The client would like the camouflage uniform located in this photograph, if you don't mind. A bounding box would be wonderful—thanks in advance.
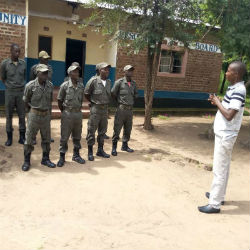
[23,78,53,156]
[0,58,26,135]
[112,76,138,143]
[57,78,84,154]
[85,76,111,146]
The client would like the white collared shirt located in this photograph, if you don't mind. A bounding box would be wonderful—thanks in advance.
[101,80,106,87]
[214,81,246,139]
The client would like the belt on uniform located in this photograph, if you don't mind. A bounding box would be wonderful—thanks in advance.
[119,104,133,110]
[64,107,81,112]
[30,108,49,116]
[92,104,108,109]
[6,88,24,92]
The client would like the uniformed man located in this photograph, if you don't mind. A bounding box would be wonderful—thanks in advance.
[29,51,53,81]
[0,44,26,146]
[57,65,85,167]
[89,62,110,140]
[22,64,56,171]
[111,65,138,156]
[84,62,111,161]
[29,50,54,144]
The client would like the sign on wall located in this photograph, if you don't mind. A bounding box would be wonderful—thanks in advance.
[120,31,221,54]
[0,12,27,26]
[190,42,221,53]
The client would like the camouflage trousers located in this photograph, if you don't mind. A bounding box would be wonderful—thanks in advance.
[24,112,51,155]
[5,89,26,132]
[112,107,133,143]
[86,105,108,146]
[59,110,82,153]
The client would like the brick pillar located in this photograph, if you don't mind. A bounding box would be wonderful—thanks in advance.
[0,0,27,65]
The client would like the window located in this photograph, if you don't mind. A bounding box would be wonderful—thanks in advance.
[38,35,52,58]
[158,44,188,78]
[159,50,183,73]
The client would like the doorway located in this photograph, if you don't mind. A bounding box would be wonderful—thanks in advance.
[65,38,86,78]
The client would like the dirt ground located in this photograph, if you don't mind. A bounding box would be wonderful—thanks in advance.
[0,115,249,250]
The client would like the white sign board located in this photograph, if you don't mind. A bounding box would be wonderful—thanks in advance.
[0,12,27,26]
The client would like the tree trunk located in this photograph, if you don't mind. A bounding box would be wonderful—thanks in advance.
[143,42,162,130]
[220,72,226,94]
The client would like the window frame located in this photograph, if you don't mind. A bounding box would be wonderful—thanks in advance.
[157,44,188,78]
[38,35,53,59]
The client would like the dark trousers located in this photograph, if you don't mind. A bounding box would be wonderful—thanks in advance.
[5,89,26,133]
[112,107,133,143]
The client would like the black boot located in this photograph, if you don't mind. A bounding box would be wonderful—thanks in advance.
[111,141,117,156]
[96,144,110,158]
[18,131,25,144]
[5,131,13,146]
[88,145,94,161]
[22,153,31,171]
[41,152,56,168]
[57,152,65,167]
[72,148,85,164]
[121,142,134,153]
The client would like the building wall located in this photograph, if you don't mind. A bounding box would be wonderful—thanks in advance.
[27,15,117,86]
[27,0,117,86]
[116,43,223,108]
[0,0,27,91]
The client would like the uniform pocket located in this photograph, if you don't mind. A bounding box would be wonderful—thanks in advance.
[120,90,128,95]
[93,89,102,95]
[18,67,25,76]
[45,90,52,101]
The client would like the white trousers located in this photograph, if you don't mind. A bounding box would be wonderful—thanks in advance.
[209,135,237,209]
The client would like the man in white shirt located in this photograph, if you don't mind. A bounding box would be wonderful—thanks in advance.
[198,61,247,214]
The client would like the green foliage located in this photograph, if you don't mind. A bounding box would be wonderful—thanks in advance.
[82,0,204,54]
[201,0,250,64]
[243,110,249,116]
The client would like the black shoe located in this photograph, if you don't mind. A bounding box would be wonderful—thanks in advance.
[96,144,110,158]
[18,131,25,145]
[5,132,13,146]
[41,153,56,168]
[104,134,109,139]
[198,204,220,214]
[121,142,134,153]
[88,145,94,161]
[57,152,65,167]
[111,141,117,156]
[72,148,85,164]
[32,139,37,145]
[22,153,31,171]
[51,138,54,143]
[206,192,225,205]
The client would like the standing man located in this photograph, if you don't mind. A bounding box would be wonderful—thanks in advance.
[89,62,110,140]
[29,51,53,81]
[111,65,138,156]
[57,65,85,167]
[29,50,54,143]
[0,44,26,146]
[22,64,56,171]
[198,61,247,213]
[84,62,111,161]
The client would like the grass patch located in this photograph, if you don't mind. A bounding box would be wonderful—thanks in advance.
[158,114,170,120]
[245,96,250,109]
[244,110,250,116]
